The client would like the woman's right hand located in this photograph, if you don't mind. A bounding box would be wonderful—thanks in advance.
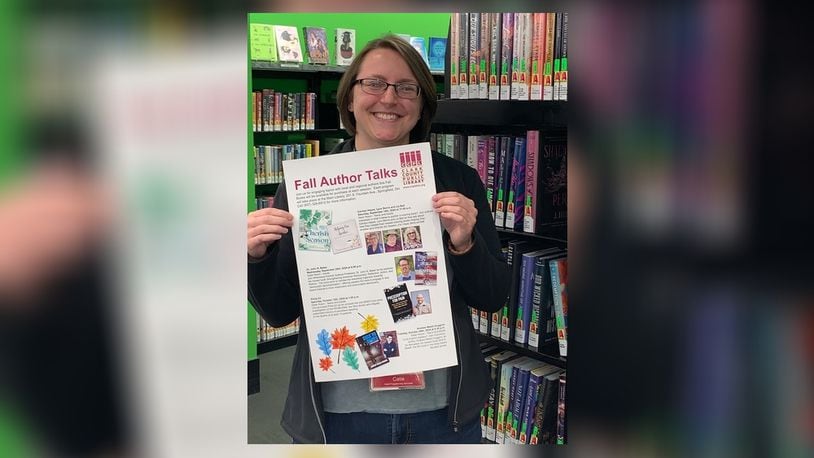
[247,208,294,259]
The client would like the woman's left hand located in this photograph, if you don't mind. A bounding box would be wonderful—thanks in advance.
[432,191,477,252]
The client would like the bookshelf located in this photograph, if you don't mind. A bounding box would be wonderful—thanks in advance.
[431,12,569,445]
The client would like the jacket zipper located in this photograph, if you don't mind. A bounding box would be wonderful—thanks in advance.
[452,314,463,432]
[308,357,327,443]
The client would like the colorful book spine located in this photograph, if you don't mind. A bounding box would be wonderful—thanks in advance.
[478,12,490,99]
[514,250,541,346]
[496,357,521,443]
[502,240,529,342]
[549,257,568,357]
[499,13,514,100]
[486,136,497,214]
[486,351,518,441]
[488,12,502,100]
[506,136,527,231]
[520,367,544,444]
[468,13,481,99]
[494,136,512,228]
[450,13,459,99]
[530,13,545,100]
[558,12,568,101]
[458,13,470,99]
[510,12,521,100]
[543,12,556,100]
[523,130,540,233]
[553,12,563,101]
[517,13,532,100]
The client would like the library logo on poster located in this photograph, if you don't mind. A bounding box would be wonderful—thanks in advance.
[399,149,424,186]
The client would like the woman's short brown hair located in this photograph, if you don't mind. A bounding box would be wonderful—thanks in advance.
[336,34,437,144]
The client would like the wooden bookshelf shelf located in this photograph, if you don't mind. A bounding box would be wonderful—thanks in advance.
[433,99,567,129]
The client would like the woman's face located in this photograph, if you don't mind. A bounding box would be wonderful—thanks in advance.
[406,229,417,239]
[386,234,398,246]
[350,48,422,150]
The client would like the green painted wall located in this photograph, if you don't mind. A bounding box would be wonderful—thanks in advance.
[247,13,451,361]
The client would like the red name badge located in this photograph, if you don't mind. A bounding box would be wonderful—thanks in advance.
[369,372,426,391]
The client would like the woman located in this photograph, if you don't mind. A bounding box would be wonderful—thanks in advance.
[402,226,422,249]
[383,229,403,252]
[247,34,510,444]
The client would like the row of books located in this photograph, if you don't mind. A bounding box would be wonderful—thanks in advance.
[479,343,567,444]
[449,12,568,101]
[472,241,568,357]
[257,316,300,343]
[250,24,357,66]
[251,90,317,132]
[430,131,567,233]
[253,141,321,185]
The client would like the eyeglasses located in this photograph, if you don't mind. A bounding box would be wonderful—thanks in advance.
[354,78,421,99]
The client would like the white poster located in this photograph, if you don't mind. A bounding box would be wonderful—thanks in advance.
[283,142,458,382]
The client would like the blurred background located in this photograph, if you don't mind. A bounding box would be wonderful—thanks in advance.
[0,1,812,457]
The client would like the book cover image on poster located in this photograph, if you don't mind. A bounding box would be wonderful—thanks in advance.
[335,28,356,66]
[414,251,438,285]
[356,330,390,370]
[298,209,331,251]
[328,219,362,254]
[428,37,447,72]
[384,283,414,323]
[273,25,303,62]
[303,26,329,64]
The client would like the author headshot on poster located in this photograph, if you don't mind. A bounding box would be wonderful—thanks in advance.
[412,291,432,315]
[401,225,422,249]
[381,331,400,358]
[396,256,414,281]
[365,231,384,254]
[384,229,402,252]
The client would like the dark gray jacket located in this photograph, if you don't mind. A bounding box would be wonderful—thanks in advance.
[248,139,510,443]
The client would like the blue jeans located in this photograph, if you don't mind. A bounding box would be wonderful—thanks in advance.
[295,408,482,444]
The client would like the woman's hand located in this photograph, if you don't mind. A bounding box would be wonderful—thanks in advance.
[247,208,293,259]
[432,191,477,253]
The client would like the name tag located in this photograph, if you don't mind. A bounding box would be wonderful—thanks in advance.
[369,372,426,391]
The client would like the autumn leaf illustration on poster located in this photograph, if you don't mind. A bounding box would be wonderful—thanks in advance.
[282,142,457,382]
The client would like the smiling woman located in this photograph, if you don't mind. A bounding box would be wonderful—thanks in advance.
[248,33,511,444]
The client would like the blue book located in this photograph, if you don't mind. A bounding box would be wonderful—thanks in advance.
[428,36,447,71]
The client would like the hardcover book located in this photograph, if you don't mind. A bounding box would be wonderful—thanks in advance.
[273,25,303,62]
[525,134,567,231]
[297,209,331,251]
[335,28,356,66]
[303,26,329,65]
[556,372,567,444]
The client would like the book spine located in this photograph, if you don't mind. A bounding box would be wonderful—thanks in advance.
[479,309,490,335]
[496,136,513,228]
[510,13,521,100]
[556,373,567,444]
[458,13,469,99]
[519,13,532,100]
[495,360,514,443]
[530,13,545,100]
[540,372,561,444]
[514,252,537,345]
[559,12,569,101]
[489,136,500,220]
[550,258,568,357]
[501,240,524,342]
[509,366,531,443]
[471,306,480,331]
[527,255,546,349]
[499,13,514,100]
[523,130,540,233]
[504,363,520,442]
[553,12,563,101]
[488,13,501,100]
[468,13,480,99]
[486,136,497,214]
[507,137,527,231]
[479,12,490,99]
[520,371,542,444]
[449,14,459,98]
[543,13,556,100]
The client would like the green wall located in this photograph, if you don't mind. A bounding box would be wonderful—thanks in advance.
[246,13,451,361]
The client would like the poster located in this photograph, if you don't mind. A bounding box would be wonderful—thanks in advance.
[283,142,458,382]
